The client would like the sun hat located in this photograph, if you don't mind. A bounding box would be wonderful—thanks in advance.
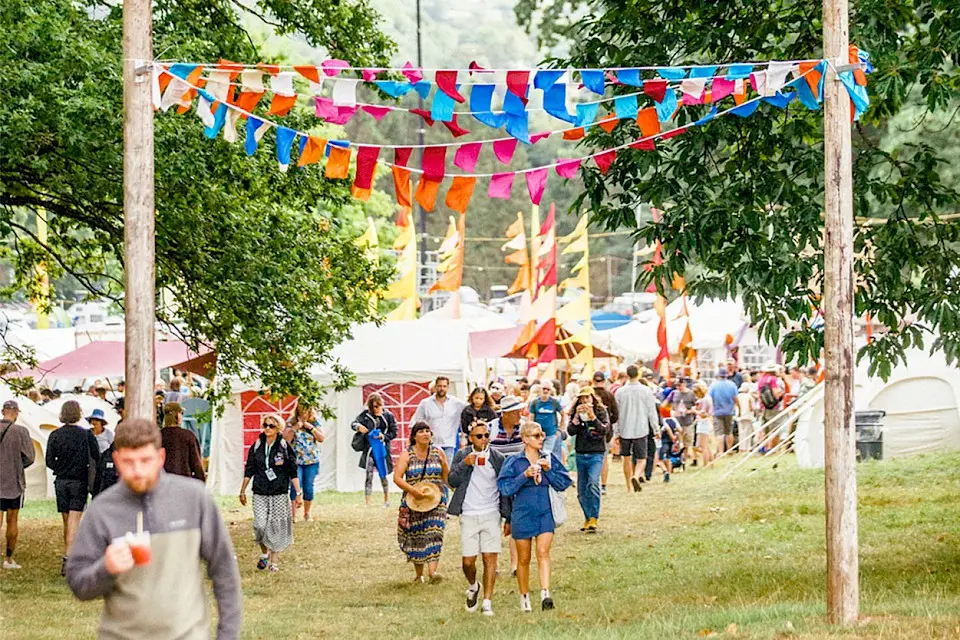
[85,408,107,423]
[576,386,597,398]
[406,482,442,513]
[489,382,505,394]
[763,362,779,373]
[498,395,523,413]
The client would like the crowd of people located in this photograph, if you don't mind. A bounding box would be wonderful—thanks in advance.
[0,358,822,635]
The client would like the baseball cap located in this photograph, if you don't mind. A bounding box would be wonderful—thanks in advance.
[3,400,19,411]
[592,371,606,382]
[717,369,729,378]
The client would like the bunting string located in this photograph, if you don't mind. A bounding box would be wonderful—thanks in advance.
[159,63,825,179]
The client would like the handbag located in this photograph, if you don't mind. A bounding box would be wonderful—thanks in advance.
[549,486,567,527]
[351,430,366,452]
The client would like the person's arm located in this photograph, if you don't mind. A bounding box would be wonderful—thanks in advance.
[384,413,398,443]
[65,510,116,600]
[607,393,620,425]
[243,443,256,480]
[189,433,206,482]
[460,408,475,434]
[410,401,426,426]
[87,431,101,465]
[309,422,326,444]
[351,412,368,434]
[392,450,420,497]
[543,455,573,492]
[448,449,474,489]
[20,429,35,468]
[45,432,57,472]
[497,458,533,498]
[645,392,659,433]
[198,492,242,639]
[566,414,584,437]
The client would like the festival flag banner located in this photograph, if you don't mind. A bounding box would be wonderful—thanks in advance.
[445,176,476,214]
[488,172,515,199]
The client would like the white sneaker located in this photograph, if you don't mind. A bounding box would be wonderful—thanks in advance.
[3,558,22,569]
[520,593,532,613]
[481,600,494,617]
[465,583,480,612]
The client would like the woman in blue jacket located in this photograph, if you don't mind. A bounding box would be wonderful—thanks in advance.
[497,421,572,613]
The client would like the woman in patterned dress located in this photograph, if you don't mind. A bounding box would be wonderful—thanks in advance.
[393,421,449,583]
[239,415,302,573]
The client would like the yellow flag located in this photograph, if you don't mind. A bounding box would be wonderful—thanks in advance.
[561,234,588,255]
[560,213,588,243]
[557,292,591,324]
[386,296,417,322]
[393,224,413,250]
[560,267,590,292]
[505,212,525,238]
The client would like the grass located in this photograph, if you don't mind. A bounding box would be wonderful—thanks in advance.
[1,452,959,639]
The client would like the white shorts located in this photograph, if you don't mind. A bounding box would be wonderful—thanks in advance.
[460,511,502,557]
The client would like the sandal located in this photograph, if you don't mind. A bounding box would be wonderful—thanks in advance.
[268,563,280,573]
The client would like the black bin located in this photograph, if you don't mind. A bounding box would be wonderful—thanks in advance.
[855,410,885,461]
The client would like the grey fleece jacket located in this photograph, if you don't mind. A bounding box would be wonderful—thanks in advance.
[66,471,241,640]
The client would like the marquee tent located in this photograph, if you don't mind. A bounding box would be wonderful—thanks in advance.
[794,348,960,467]
[0,384,58,499]
[13,340,213,382]
[209,319,479,495]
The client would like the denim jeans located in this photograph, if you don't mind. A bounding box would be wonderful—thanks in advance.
[575,453,604,520]
[290,462,320,501]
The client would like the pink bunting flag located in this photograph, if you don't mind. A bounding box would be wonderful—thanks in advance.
[488,172,515,199]
[314,97,337,119]
[492,138,519,164]
[525,168,548,205]
[530,131,552,145]
[629,139,656,151]
[326,106,358,125]
[361,68,383,82]
[422,147,447,182]
[662,126,689,139]
[361,105,392,121]
[468,61,490,74]
[321,59,349,77]
[593,150,617,175]
[454,142,482,172]
[712,78,736,101]
[435,70,466,103]
[402,62,423,84]
[506,70,530,104]
[555,158,582,179]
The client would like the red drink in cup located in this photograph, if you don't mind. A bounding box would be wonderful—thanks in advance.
[477,455,486,466]
[126,532,152,566]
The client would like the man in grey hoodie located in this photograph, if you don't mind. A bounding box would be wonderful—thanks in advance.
[66,418,241,639]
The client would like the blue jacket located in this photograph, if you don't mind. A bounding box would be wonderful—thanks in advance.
[497,452,571,539]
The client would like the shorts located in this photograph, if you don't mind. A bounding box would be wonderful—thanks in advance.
[695,419,713,436]
[619,436,648,462]
[0,495,24,511]
[55,479,88,513]
[716,415,734,436]
[460,511,502,557]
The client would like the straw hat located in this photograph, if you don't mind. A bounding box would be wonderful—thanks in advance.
[576,386,597,398]
[407,482,441,512]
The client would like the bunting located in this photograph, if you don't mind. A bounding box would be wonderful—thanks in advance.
[384,208,418,322]
[557,213,594,375]
[502,211,531,295]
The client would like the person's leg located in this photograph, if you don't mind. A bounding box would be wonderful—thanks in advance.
[414,562,425,581]
[380,474,390,506]
[600,452,609,491]
[427,560,439,579]
[268,550,280,568]
[291,466,303,520]
[480,552,498,601]
[515,538,532,595]
[576,455,590,525]
[621,442,634,491]
[584,454,603,522]
[535,532,554,594]
[259,543,268,554]
[301,463,319,520]
[61,513,70,553]
[65,511,83,555]
[644,435,656,481]
[542,435,557,459]
[5,509,19,560]
[364,457,374,506]
[509,536,518,573]
[462,555,478,586]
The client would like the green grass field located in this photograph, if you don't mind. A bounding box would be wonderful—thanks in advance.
[1,452,958,639]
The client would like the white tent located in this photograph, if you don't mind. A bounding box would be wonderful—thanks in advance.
[795,348,960,467]
[0,384,59,499]
[594,297,775,365]
[210,319,479,496]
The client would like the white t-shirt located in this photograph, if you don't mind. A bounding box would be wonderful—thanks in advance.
[461,448,499,516]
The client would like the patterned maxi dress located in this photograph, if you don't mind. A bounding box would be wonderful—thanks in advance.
[397,446,448,564]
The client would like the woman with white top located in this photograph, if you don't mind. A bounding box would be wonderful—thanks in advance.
[734,382,757,451]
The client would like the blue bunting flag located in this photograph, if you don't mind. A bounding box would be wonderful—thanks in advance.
[534,69,565,93]
[614,95,639,120]
[275,126,297,169]
[725,64,754,80]
[616,69,643,87]
[543,84,576,124]
[580,70,606,96]
[245,117,265,156]
[655,89,679,122]
[470,84,506,128]
[656,67,687,81]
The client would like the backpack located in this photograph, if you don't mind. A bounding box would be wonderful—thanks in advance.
[759,382,780,410]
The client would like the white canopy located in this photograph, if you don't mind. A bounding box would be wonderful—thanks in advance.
[0,384,58,499]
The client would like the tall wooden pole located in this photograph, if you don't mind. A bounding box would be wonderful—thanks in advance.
[822,0,859,625]
[122,0,156,422]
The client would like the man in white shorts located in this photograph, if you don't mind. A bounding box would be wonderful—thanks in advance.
[448,420,508,616]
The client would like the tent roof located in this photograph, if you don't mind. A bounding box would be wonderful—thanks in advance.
[14,340,211,381]
[313,320,473,385]
[469,324,616,360]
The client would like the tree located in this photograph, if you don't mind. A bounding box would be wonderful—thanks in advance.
[516,0,960,376]
[0,0,397,408]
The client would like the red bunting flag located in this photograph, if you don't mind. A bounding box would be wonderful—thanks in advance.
[506,70,530,104]
[353,146,380,190]
[422,147,447,182]
[435,70,466,103]
[643,79,668,103]
[593,150,616,174]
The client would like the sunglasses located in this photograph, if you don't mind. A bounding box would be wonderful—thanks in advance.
[263,423,279,429]
[528,432,546,440]
[471,433,490,439]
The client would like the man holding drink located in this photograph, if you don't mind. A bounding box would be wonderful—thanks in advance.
[66,418,241,639]
[448,420,509,617]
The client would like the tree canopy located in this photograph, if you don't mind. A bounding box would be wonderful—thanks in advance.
[0,0,397,407]
[517,0,960,377]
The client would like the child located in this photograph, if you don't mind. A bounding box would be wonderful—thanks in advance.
[658,419,678,482]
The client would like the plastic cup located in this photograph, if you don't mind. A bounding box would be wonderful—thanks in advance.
[126,531,152,566]
[477,455,486,466]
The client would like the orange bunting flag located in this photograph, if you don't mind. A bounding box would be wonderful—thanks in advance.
[445,177,476,215]
[325,146,351,179]
[268,94,298,116]
[733,79,747,105]
[393,167,412,208]
[798,61,823,100]
[563,128,585,141]
[294,65,321,84]
[234,91,265,115]
[415,178,441,212]
[636,107,661,138]
[598,117,619,133]
[297,136,326,168]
